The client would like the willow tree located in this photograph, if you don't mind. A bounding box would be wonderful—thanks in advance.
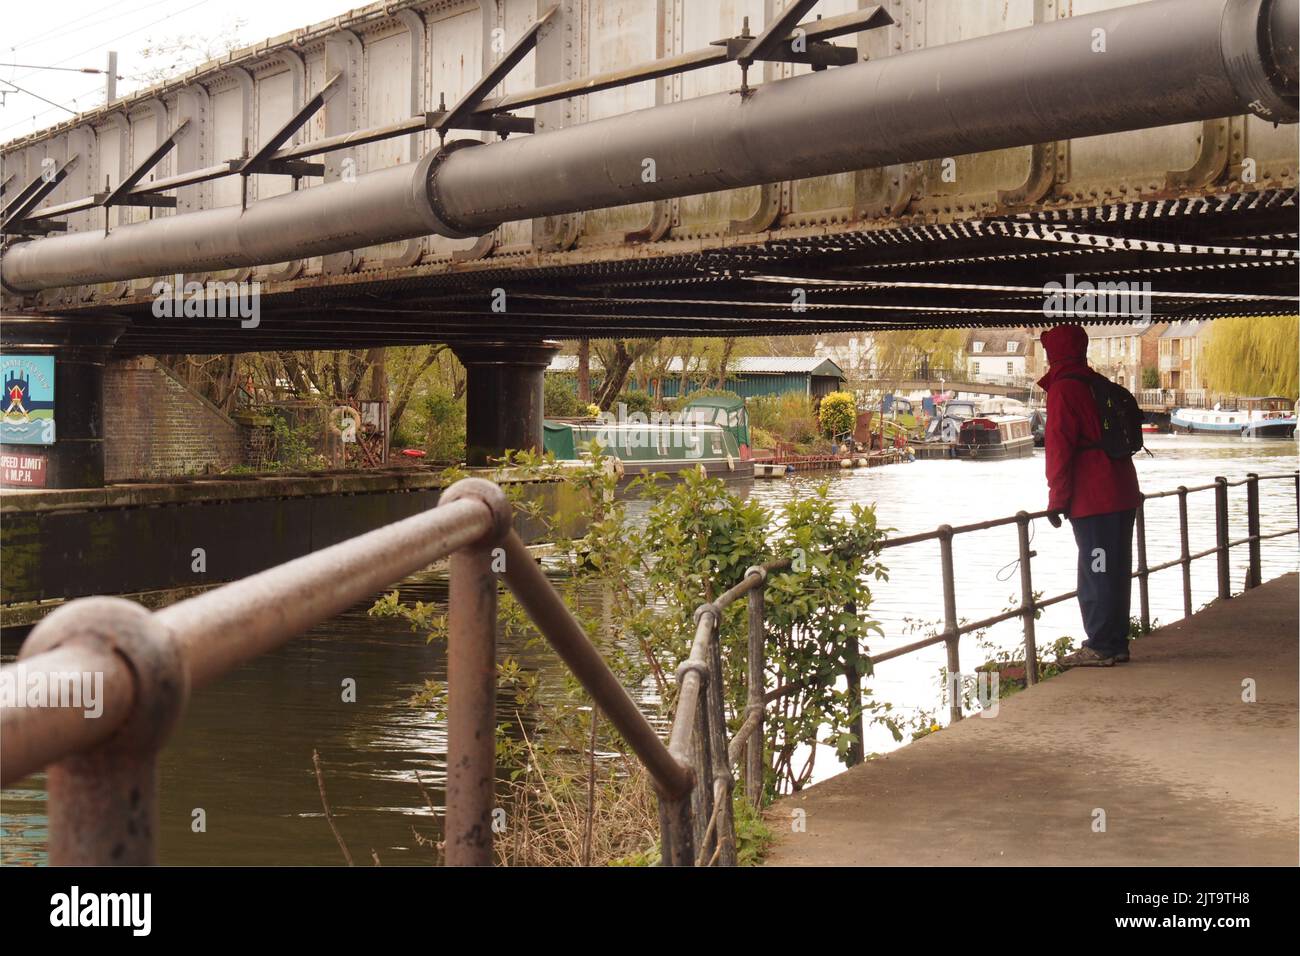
[1200,316,1299,400]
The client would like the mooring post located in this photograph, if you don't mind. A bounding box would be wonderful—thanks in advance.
[1214,476,1231,601]
[744,568,766,807]
[938,525,962,724]
[1015,513,1039,686]
[1178,486,1193,618]
[1246,473,1261,589]
[1135,498,1151,632]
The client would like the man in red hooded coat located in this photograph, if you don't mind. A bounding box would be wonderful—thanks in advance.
[1038,324,1141,666]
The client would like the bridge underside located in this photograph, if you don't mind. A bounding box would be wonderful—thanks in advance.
[30,187,1300,354]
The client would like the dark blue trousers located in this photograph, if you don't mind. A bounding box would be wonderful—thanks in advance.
[1070,509,1136,658]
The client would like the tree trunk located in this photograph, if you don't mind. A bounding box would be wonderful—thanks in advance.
[577,338,591,403]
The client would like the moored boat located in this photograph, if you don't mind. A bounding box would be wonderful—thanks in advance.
[953,414,1036,460]
[542,417,753,481]
[1170,397,1296,438]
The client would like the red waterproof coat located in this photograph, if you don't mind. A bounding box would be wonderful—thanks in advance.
[1038,325,1141,519]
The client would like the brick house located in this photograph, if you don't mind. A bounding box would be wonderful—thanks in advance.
[1158,321,1211,390]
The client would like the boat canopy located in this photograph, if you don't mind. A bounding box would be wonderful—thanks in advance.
[543,419,741,462]
[681,395,751,449]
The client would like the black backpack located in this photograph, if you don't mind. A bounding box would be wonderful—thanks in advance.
[1061,373,1144,458]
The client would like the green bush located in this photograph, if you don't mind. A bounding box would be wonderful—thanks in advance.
[773,392,818,443]
[420,387,466,461]
[613,390,655,416]
[751,426,777,451]
[1142,367,1159,389]
[544,375,587,417]
[819,391,857,439]
[746,395,780,431]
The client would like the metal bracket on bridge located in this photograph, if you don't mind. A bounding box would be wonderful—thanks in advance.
[431,4,558,141]
[92,120,192,234]
[0,154,79,236]
[730,1,890,94]
[236,72,344,206]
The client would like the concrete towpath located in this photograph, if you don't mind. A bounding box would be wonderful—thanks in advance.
[764,573,1298,866]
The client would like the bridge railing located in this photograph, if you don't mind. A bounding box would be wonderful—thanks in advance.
[1,471,1296,866]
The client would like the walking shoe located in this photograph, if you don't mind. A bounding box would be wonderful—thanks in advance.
[1113,649,1131,664]
[1058,646,1117,668]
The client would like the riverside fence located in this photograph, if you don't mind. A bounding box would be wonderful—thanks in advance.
[1,472,1295,866]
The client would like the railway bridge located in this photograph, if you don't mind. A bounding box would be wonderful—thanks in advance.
[1,0,1297,487]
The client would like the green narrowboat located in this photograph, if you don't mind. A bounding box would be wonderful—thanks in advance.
[678,395,752,455]
[542,418,753,482]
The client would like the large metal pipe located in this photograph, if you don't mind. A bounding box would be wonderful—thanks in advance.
[3,0,1295,293]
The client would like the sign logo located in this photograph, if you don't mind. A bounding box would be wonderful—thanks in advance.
[0,354,55,445]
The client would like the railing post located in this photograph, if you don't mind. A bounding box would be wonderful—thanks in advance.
[19,598,187,865]
[442,479,511,867]
[687,607,716,862]
[1246,473,1261,589]
[1135,497,1151,633]
[843,599,866,765]
[938,525,962,724]
[1178,486,1193,618]
[689,681,715,858]
[1214,476,1231,601]
[656,788,695,867]
[744,567,766,807]
[705,615,737,866]
[1015,513,1039,687]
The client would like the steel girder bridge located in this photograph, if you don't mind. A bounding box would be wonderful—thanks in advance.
[0,0,1296,483]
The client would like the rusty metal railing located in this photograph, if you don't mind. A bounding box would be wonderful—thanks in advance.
[0,477,689,866]
[1,471,1295,866]
[662,470,1300,864]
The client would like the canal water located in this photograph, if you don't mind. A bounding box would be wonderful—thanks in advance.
[2,435,1294,865]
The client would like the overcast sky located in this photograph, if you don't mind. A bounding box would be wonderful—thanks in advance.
[1,0,362,143]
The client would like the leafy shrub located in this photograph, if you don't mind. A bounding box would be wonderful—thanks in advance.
[420,387,466,461]
[819,391,857,438]
[613,390,655,416]
[544,375,587,417]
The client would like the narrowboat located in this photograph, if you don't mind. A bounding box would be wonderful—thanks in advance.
[542,418,754,482]
[1170,397,1297,438]
[953,414,1036,460]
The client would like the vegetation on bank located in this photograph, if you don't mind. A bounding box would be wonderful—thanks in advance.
[1201,315,1299,400]
[370,451,901,865]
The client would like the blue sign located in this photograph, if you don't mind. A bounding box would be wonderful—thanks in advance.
[1,354,56,445]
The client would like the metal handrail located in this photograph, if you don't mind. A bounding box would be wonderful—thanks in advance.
[1,470,1295,867]
[0,477,686,866]
[660,470,1299,866]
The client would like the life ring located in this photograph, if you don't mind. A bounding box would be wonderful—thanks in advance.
[330,405,362,442]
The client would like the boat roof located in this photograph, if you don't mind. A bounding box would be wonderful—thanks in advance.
[682,394,745,411]
[547,419,726,433]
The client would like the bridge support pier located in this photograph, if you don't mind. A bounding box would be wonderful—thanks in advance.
[453,341,560,467]
[0,315,126,490]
